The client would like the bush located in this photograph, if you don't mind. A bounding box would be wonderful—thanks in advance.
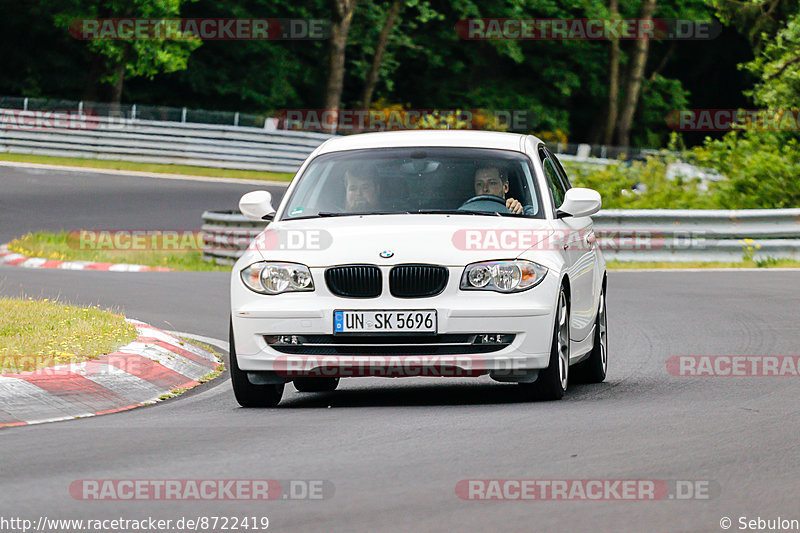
[687,128,800,209]
[563,156,718,209]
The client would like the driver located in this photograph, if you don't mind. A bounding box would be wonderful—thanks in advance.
[344,163,381,212]
[473,166,532,215]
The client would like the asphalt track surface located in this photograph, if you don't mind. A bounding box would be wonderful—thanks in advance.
[2,164,800,532]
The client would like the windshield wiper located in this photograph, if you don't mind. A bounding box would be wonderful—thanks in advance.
[414,209,496,216]
[285,210,525,220]
[284,212,358,220]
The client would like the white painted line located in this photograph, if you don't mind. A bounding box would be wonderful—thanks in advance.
[20,258,47,268]
[84,369,165,404]
[57,261,95,270]
[0,253,26,263]
[108,263,147,272]
[124,342,210,381]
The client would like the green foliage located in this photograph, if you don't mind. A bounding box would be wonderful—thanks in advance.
[569,124,800,210]
[565,157,718,209]
[743,8,800,108]
[689,128,800,208]
[710,0,798,51]
[635,74,690,148]
[0,0,770,152]
[688,1,800,209]
[53,0,201,87]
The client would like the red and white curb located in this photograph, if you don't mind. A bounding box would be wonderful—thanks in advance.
[0,244,171,272]
[0,320,222,428]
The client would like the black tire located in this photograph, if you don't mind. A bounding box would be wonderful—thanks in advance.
[229,320,284,407]
[520,286,569,401]
[573,287,608,384]
[293,377,340,393]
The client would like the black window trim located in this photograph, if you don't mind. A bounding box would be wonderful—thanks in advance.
[544,147,573,191]
[537,145,567,215]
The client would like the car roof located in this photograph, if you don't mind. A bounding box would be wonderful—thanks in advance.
[315,130,544,155]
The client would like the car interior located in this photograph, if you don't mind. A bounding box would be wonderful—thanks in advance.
[287,155,541,217]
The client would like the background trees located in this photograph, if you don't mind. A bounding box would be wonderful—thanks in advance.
[1,0,795,150]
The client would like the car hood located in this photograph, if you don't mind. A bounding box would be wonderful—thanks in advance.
[248,214,554,267]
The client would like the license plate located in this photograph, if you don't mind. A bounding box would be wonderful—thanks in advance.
[333,310,437,334]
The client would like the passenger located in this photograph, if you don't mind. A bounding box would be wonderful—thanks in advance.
[344,163,381,212]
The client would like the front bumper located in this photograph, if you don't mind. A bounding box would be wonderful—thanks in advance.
[231,266,559,377]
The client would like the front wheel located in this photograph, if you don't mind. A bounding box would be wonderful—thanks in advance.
[573,287,607,383]
[520,286,569,401]
[229,320,284,407]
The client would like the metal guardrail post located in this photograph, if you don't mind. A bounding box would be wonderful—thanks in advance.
[201,210,269,265]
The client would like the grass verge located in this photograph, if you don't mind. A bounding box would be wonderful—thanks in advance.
[8,231,231,272]
[0,296,138,373]
[0,152,294,182]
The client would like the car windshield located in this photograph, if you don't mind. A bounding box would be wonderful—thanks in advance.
[280,147,544,220]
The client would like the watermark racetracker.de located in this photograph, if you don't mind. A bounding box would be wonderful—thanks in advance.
[67,229,333,253]
[667,109,800,132]
[69,479,334,501]
[667,356,800,377]
[451,228,707,253]
[455,479,720,501]
[69,18,330,40]
[275,108,535,132]
[456,18,721,41]
[0,110,99,131]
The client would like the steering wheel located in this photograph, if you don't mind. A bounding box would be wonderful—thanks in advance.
[458,194,511,214]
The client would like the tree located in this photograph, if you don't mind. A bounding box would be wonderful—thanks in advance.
[689,3,800,209]
[360,0,405,109]
[54,0,201,105]
[744,8,800,108]
[325,0,359,115]
[615,0,657,147]
[710,0,798,52]
[603,0,621,145]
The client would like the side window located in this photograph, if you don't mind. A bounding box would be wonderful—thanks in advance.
[539,148,567,208]
[546,149,572,190]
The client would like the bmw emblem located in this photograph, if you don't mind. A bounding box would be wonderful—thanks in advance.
[380,250,394,258]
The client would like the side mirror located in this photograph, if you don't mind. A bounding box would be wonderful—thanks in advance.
[239,190,276,221]
[556,188,602,218]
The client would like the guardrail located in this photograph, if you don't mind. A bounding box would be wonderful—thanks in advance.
[201,208,800,264]
[1,106,628,173]
[0,108,332,173]
[201,210,266,264]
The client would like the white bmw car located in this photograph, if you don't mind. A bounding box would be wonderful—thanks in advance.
[230,130,607,406]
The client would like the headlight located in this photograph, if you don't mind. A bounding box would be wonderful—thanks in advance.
[460,260,547,293]
[240,261,314,295]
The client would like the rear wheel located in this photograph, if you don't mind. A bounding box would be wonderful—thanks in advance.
[573,287,608,383]
[229,320,284,407]
[294,377,340,392]
[520,286,569,401]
